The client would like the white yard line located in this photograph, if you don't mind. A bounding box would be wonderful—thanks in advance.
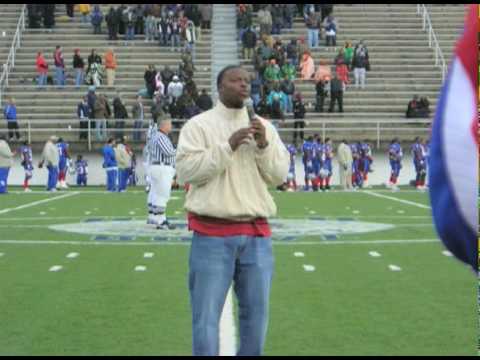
[0,239,439,247]
[219,286,237,356]
[363,191,431,210]
[0,192,79,215]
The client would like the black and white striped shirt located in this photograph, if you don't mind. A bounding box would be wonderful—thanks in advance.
[147,127,176,167]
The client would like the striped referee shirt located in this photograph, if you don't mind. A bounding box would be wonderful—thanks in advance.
[148,127,176,167]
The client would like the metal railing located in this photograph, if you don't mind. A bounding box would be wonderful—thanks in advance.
[0,118,432,150]
[0,4,26,108]
[416,4,447,81]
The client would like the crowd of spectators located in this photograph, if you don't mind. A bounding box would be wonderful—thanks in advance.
[237,4,371,145]
[27,5,215,143]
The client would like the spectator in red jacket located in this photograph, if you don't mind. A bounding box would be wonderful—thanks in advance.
[36,51,48,88]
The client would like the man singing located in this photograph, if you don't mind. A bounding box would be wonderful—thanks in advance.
[176,65,290,356]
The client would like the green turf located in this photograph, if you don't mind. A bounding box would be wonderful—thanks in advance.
[0,188,475,355]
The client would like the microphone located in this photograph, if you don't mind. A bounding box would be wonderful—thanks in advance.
[244,98,256,123]
[244,98,261,142]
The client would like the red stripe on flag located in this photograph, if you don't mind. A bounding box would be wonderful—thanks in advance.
[454,4,478,92]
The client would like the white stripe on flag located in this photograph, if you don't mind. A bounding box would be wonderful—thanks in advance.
[442,59,478,232]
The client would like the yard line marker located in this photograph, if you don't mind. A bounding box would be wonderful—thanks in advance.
[352,210,360,214]
[129,211,136,215]
[369,251,381,257]
[66,252,79,259]
[134,265,147,272]
[397,210,405,214]
[143,252,154,258]
[39,212,46,215]
[0,252,4,257]
[442,250,453,257]
[219,287,237,356]
[294,252,305,257]
[84,211,91,215]
[49,265,63,272]
[303,265,316,272]
[0,239,440,247]
[363,191,431,210]
[309,210,316,214]
[388,265,402,272]
[0,192,79,215]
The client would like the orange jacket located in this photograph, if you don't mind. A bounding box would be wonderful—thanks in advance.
[104,51,117,70]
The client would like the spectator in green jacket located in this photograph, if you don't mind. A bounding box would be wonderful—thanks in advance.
[281,59,296,81]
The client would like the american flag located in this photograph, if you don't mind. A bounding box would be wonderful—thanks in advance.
[428,4,478,272]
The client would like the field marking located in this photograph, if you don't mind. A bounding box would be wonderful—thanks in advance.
[143,252,154,258]
[219,287,237,356]
[388,265,402,272]
[134,265,147,272]
[303,264,316,272]
[442,250,453,257]
[0,215,433,222]
[369,251,382,258]
[48,265,63,272]
[294,252,305,257]
[0,192,79,215]
[66,252,79,259]
[363,191,431,210]
[0,239,439,247]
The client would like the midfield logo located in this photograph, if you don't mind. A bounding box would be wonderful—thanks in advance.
[49,218,395,242]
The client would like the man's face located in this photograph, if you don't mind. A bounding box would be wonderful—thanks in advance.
[219,68,250,108]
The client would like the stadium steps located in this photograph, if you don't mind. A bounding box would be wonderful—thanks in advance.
[239,4,465,144]
[210,4,239,101]
[0,4,23,68]
[1,4,212,150]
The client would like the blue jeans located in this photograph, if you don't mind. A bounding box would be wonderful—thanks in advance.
[286,94,293,113]
[133,120,143,141]
[37,73,47,87]
[170,33,181,50]
[47,165,58,190]
[307,28,319,48]
[0,167,9,193]
[96,119,106,141]
[125,26,134,40]
[55,67,65,86]
[118,168,128,191]
[106,168,118,191]
[189,233,274,356]
[75,68,84,87]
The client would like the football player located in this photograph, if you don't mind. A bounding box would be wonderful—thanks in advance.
[56,137,70,189]
[286,143,297,191]
[302,136,315,191]
[387,138,403,191]
[19,141,34,192]
[411,137,426,191]
[359,140,373,188]
[75,154,88,186]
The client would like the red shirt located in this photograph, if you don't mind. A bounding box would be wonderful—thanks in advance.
[187,212,271,237]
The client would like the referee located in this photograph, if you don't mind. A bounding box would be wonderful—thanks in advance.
[146,117,176,230]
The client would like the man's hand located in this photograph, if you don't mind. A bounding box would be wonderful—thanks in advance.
[249,119,268,149]
[228,128,252,151]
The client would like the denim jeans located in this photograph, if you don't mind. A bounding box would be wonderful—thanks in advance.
[189,233,274,356]
[118,168,128,191]
[307,28,319,48]
[55,66,65,86]
[133,120,143,141]
[96,118,107,141]
[75,68,84,87]
[105,168,118,192]
[125,26,135,40]
[46,165,58,191]
[37,73,47,87]
[170,33,181,50]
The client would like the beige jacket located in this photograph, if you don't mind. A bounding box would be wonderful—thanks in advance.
[337,142,353,168]
[41,140,59,167]
[0,140,13,168]
[176,101,290,221]
[115,143,131,169]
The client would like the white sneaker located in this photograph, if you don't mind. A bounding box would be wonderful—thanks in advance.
[391,185,399,192]
[24,187,32,192]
